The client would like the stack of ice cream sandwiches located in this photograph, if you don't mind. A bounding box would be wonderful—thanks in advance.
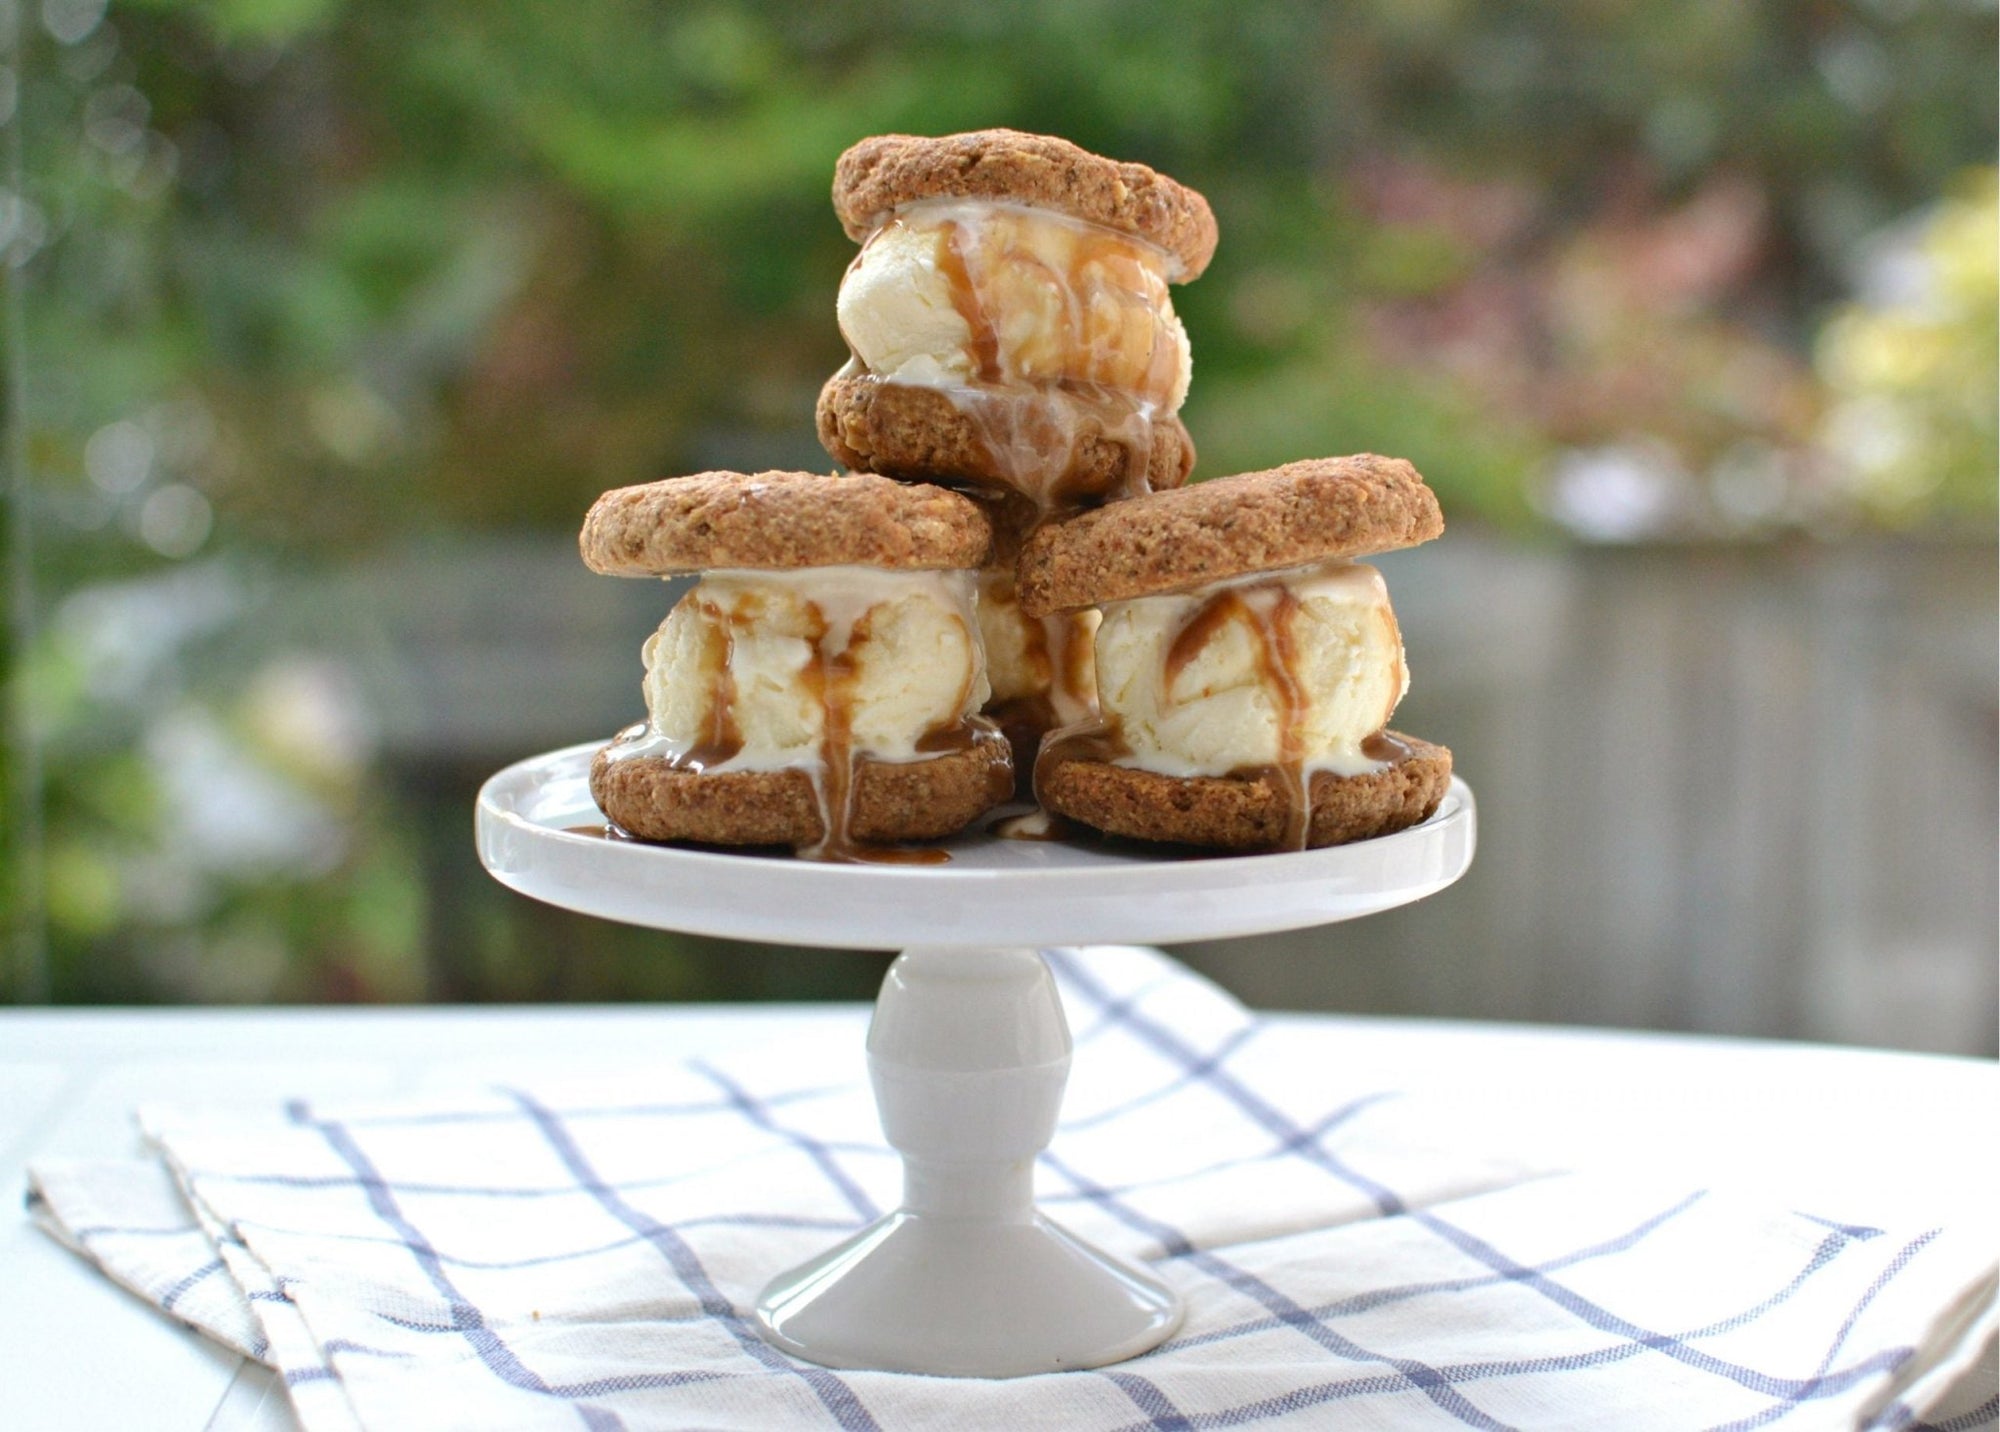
[580,129,1451,862]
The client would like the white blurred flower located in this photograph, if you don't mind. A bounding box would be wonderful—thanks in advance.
[1539,441,1693,543]
[144,703,347,879]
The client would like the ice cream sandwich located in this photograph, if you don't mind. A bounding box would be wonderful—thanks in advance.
[818,129,1215,509]
[580,470,1013,860]
[1016,455,1453,851]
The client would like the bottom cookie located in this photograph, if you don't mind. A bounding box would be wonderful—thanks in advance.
[1037,733,1452,851]
[817,371,1194,502]
[590,727,1014,853]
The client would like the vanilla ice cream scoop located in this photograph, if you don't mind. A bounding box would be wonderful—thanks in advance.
[1092,562,1408,779]
[975,570,1099,722]
[636,566,989,771]
[838,201,1192,411]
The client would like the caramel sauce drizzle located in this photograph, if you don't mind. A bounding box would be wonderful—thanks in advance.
[1164,582,1312,850]
[938,221,1002,383]
[668,594,745,773]
[1046,610,1098,725]
[797,604,867,862]
[626,587,1002,865]
[1028,582,1334,853]
[916,211,1182,511]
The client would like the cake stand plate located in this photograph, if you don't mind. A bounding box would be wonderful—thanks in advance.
[475,742,1476,1377]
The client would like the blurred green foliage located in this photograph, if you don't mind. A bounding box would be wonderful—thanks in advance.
[3,0,1995,1003]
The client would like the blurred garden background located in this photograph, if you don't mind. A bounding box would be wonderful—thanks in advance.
[1,0,1993,1050]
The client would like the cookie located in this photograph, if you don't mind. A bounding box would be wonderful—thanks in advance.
[817,371,1194,502]
[580,469,993,578]
[833,129,1218,281]
[1038,733,1452,851]
[1016,455,1443,616]
[591,729,1014,849]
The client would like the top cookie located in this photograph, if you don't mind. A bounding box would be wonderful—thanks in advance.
[580,470,994,577]
[832,130,1218,281]
[1016,455,1443,615]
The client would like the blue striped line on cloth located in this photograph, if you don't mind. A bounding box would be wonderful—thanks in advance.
[1416,1207,1927,1405]
[1163,1191,1708,1353]
[1702,1231,1938,1431]
[1100,1369,1198,1431]
[158,1257,224,1311]
[202,1138,895,1199]
[1044,1147,1514,1431]
[284,1098,750,1413]
[1044,947,1943,1429]
[1069,972,1198,1048]
[1800,1212,1887,1240]
[1067,1189,1935,1430]
[68,1212,852,1262]
[1036,1092,1398,1216]
[1100,1217,1920,1430]
[688,1060,881,1224]
[503,1086,884,1432]
[1061,1025,1260,1132]
[1043,949,1406,1218]
[69,1222,204,1240]
[327,1083,846,1129]
[320,1339,413,1360]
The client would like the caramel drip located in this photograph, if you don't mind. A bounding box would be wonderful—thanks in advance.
[1001,605,1094,718]
[854,845,953,866]
[915,716,988,756]
[939,220,1002,383]
[939,606,984,740]
[1031,715,1130,810]
[1363,731,1413,764]
[798,604,869,863]
[1007,711,1120,845]
[794,606,998,865]
[948,382,1162,512]
[1045,610,1097,725]
[1018,598,1052,688]
[1163,583,1313,851]
[665,595,744,774]
[1255,588,1311,851]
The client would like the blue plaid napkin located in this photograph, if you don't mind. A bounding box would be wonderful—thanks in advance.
[27,947,1998,1431]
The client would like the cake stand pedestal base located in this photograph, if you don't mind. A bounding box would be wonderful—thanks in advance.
[477,745,1475,1377]
[753,947,1183,1377]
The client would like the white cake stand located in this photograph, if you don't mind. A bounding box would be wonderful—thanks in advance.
[475,741,1475,1378]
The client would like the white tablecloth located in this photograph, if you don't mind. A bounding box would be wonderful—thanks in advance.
[14,949,1996,1430]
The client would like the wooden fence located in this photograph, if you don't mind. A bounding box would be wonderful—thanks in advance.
[1182,534,1998,1056]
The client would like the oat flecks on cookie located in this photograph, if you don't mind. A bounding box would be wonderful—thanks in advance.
[832,129,1219,280]
[1038,733,1453,851]
[591,736,1013,848]
[578,469,995,577]
[1016,455,1444,616]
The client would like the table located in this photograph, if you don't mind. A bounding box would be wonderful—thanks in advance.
[4,1004,1994,1431]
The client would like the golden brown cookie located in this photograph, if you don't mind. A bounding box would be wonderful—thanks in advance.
[817,372,1194,503]
[580,469,993,578]
[1038,733,1452,851]
[833,129,1218,281]
[1016,455,1443,616]
[591,728,1014,849]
